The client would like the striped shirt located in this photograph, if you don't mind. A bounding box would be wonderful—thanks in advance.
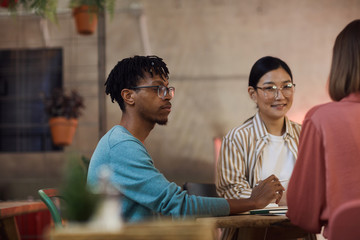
[216,112,301,199]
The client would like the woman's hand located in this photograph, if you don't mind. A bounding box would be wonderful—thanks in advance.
[250,175,285,209]
[226,175,285,214]
[278,190,287,206]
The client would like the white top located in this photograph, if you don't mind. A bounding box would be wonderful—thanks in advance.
[259,133,295,189]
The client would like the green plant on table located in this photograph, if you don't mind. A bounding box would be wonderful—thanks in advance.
[60,154,99,222]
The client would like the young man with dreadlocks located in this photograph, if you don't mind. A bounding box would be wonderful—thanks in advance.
[87,55,284,222]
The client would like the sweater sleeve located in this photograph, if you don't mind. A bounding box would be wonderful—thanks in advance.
[216,136,252,199]
[286,117,327,233]
[109,138,229,219]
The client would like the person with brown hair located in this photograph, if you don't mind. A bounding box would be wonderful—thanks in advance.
[286,19,360,238]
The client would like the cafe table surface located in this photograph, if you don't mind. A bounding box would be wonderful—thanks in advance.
[0,200,48,240]
[46,220,217,240]
[196,214,317,240]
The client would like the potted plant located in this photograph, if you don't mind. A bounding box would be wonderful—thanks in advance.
[2,0,58,23]
[44,88,85,146]
[69,0,115,35]
[2,0,116,34]
[0,0,18,8]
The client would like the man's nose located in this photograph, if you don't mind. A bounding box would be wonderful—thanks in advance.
[163,91,173,100]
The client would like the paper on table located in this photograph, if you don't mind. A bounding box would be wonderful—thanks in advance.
[250,205,288,215]
[265,203,279,208]
[236,203,287,215]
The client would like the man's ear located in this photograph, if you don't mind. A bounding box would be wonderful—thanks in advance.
[248,86,257,103]
[121,89,135,106]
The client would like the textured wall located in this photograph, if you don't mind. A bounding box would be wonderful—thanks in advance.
[0,0,359,199]
[105,0,360,184]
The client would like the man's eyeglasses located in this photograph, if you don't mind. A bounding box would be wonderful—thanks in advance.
[255,83,296,98]
[130,85,175,100]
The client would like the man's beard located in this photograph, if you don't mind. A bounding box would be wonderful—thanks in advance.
[156,118,168,125]
[141,111,168,125]
[154,114,168,125]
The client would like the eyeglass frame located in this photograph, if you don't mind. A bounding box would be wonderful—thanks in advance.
[129,85,175,100]
[255,83,296,98]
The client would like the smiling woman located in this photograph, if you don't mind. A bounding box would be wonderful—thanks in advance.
[251,66,295,128]
[216,56,301,240]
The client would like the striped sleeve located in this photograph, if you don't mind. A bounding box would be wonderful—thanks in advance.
[216,130,252,199]
[286,118,302,159]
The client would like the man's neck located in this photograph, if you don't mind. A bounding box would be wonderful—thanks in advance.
[119,114,154,144]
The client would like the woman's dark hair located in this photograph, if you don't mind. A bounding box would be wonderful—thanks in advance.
[105,55,169,111]
[329,19,360,101]
[248,56,293,88]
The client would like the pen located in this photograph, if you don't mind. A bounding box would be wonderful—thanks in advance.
[255,179,288,186]
[279,179,288,183]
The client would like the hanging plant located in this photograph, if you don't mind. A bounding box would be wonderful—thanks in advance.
[44,88,85,119]
[69,0,115,35]
[2,0,116,33]
[0,0,18,8]
[2,0,58,23]
[44,88,85,146]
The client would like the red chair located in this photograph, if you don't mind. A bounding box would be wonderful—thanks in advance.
[329,199,360,240]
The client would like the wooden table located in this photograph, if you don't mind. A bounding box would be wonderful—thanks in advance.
[0,201,47,240]
[196,214,316,240]
[47,220,216,240]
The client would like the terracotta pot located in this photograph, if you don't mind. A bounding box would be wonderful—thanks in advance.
[49,117,78,146]
[0,0,18,8]
[72,5,98,35]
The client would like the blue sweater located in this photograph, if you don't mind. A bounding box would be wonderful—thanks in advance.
[87,126,230,222]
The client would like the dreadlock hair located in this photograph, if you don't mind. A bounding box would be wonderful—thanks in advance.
[105,55,170,111]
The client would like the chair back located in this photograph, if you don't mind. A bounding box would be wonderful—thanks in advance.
[183,182,218,197]
[329,199,360,240]
[38,188,63,228]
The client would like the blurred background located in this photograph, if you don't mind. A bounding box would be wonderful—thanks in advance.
[0,0,359,200]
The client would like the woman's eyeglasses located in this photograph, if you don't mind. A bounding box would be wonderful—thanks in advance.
[256,83,296,98]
